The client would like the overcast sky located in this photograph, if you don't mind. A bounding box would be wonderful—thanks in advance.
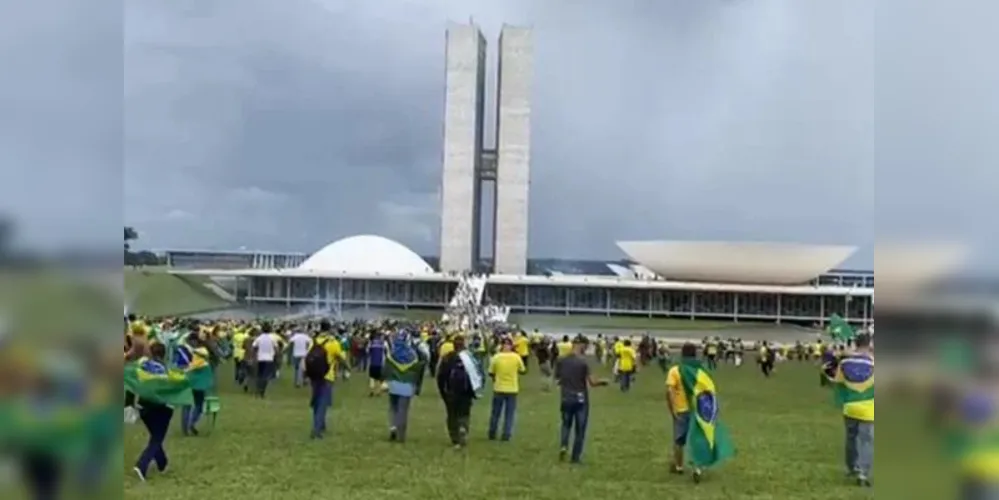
[3,0,997,272]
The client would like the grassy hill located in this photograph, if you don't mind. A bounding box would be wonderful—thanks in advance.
[125,268,233,317]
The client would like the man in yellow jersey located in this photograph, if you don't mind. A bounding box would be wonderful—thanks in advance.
[232,328,248,385]
[556,335,573,359]
[617,340,638,392]
[514,332,530,372]
[666,343,699,479]
[488,338,526,441]
[309,321,348,439]
[833,333,873,487]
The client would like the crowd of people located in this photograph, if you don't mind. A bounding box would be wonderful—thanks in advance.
[122,314,875,489]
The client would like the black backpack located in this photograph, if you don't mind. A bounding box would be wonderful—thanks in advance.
[304,339,330,381]
[448,357,472,395]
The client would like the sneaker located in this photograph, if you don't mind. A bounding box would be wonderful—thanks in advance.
[389,428,398,442]
[857,476,871,487]
[133,467,146,482]
[158,463,169,474]
[559,447,568,462]
[670,465,685,475]
[692,469,703,484]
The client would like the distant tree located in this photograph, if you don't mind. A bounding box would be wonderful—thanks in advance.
[124,226,138,251]
[0,215,11,254]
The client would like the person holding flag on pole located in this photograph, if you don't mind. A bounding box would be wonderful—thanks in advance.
[666,343,734,483]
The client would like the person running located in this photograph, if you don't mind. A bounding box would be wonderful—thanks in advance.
[617,339,638,392]
[554,337,608,464]
[132,343,175,482]
[367,333,387,396]
[666,343,699,479]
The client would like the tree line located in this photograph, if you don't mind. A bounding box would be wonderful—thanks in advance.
[125,226,165,267]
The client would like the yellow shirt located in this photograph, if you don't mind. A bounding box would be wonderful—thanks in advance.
[557,341,573,358]
[618,347,637,372]
[665,366,689,414]
[439,341,455,358]
[232,332,247,361]
[489,352,526,394]
[613,341,624,356]
[514,336,529,357]
[316,334,346,382]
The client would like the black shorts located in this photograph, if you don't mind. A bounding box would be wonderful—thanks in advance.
[368,365,384,381]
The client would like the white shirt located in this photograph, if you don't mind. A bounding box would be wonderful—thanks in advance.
[253,333,277,362]
[289,332,311,357]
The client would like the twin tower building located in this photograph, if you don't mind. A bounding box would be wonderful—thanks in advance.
[439,23,533,275]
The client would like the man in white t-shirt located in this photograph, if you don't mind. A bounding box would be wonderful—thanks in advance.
[252,329,277,398]
[289,330,312,388]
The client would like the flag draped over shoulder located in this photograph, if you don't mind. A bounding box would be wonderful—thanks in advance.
[385,334,422,385]
[678,359,734,468]
[174,342,215,393]
[124,358,194,407]
[826,314,856,342]
[832,353,874,410]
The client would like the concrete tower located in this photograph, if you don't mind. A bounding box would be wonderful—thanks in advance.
[492,25,533,275]
[438,23,532,274]
[439,23,487,273]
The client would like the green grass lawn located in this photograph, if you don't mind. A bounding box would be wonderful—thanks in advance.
[124,362,882,500]
[125,269,232,317]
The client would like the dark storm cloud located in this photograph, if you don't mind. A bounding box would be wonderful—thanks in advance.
[119,0,995,271]
[1,0,122,250]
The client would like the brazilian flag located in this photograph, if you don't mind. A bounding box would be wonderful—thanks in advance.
[175,343,215,392]
[678,359,735,468]
[124,358,194,407]
[385,337,423,386]
[833,353,874,410]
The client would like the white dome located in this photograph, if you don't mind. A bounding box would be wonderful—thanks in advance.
[299,235,433,275]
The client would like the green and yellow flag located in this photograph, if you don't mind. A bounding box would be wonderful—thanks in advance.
[385,336,423,386]
[826,314,856,342]
[124,357,194,407]
[678,359,735,468]
[832,353,874,411]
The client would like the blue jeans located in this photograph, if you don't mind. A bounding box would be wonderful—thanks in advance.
[844,417,874,477]
[292,356,305,387]
[560,398,590,463]
[488,393,518,440]
[619,371,634,392]
[181,390,205,434]
[310,380,334,437]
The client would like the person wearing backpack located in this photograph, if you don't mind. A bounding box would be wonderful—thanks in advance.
[305,322,347,439]
[436,336,482,449]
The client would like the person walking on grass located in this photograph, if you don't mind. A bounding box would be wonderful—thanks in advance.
[487,338,526,441]
[384,331,425,443]
[305,322,348,439]
[554,337,608,464]
[437,336,482,449]
[666,342,735,483]
[832,333,874,487]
